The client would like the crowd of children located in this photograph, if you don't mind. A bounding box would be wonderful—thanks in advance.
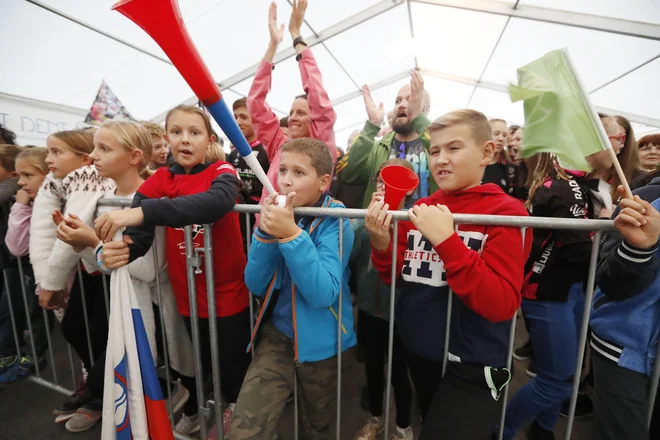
[1,2,660,440]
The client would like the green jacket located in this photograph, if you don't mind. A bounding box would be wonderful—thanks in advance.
[350,219,398,320]
[336,114,436,208]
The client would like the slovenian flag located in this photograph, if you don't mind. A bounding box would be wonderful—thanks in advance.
[101,256,173,440]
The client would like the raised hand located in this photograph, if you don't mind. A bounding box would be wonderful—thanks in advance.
[407,70,425,121]
[261,192,300,239]
[56,214,100,250]
[268,1,285,46]
[362,85,385,126]
[614,196,660,249]
[15,189,31,205]
[289,0,308,39]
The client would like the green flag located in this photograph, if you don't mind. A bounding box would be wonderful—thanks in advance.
[509,48,609,171]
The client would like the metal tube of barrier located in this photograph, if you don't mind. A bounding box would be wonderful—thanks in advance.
[383,221,399,440]
[42,309,58,384]
[102,274,110,320]
[152,239,174,428]
[76,265,95,368]
[203,224,224,438]
[67,344,77,389]
[442,226,459,376]
[564,231,602,439]
[294,375,299,440]
[27,376,73,396]
[245,213,255,359]
[231,205,615,231]
[497,227,527,440]
[3,269,23,366]
[183,225,209,440]
[648,341,660,427]
[336,218,343,440]
[17,257,40,377]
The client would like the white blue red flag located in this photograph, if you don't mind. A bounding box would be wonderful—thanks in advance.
[102,260,173,440]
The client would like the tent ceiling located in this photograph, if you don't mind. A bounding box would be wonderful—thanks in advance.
[2,0,659,148]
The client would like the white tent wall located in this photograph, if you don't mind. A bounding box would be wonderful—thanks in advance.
[0,93,87,145]
[1,0,659,150]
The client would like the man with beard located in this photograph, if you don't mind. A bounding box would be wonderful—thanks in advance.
[336,71,432,208]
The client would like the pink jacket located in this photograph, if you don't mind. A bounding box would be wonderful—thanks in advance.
[6,202,32,257]
[247,48,337,213]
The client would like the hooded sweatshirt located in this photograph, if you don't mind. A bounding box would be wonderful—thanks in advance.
[371,184,532,367]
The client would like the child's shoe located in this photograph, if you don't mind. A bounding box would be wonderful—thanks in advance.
[175,413,201,435]
[53,380,93,421]
[354,415,384,440]
[0,356,41,385]
[65,399,102,432]
[0,355,17,375]
[390,425,414,440]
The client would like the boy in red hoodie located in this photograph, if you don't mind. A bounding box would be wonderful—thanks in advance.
[365,109,532,439]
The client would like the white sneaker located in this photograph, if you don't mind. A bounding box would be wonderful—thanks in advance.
[169,380,190,414]
[389,425,414,440]
[175,413,200,435]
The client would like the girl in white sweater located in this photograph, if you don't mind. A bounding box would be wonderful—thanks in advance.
[55,121,195,432]
[30,129,114,424]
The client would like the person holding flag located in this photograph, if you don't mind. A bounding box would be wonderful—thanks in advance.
[498,48,637,439]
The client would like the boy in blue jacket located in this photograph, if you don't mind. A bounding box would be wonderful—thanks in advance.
[228,138,356,440]
[590,185,660,440]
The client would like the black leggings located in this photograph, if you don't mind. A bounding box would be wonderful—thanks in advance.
[182,308,252,415]
[61,270,107,397]
[358,310,412,428]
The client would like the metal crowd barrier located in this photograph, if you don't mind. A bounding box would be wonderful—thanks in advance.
[2,199,658,440]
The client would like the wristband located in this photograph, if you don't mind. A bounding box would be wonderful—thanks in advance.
[293,36,307,49]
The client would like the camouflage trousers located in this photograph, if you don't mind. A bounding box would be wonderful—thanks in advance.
[227,322,337,440]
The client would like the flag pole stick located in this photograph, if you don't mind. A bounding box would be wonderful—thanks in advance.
[563,49,633,199]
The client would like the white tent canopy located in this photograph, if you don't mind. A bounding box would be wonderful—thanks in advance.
[2,0,660,148]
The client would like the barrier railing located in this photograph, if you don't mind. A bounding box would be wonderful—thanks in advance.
[2,199,658,440]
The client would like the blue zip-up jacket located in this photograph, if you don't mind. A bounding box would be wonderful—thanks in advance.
[590,181,660,376]
[245,194,356,363]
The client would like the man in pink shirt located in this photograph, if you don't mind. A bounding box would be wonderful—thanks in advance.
[247,0,337,223]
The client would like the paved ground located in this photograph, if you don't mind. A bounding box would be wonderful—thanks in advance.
[1,315,592,439]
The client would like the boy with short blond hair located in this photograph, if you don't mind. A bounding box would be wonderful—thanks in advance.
[228,137,356,440]
[140,121,170,169]
[366,109,532,439]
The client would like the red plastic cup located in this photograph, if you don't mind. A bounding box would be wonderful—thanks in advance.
[380,165,419,209]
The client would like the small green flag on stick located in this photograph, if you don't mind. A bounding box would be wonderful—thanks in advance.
[509,48,631,197]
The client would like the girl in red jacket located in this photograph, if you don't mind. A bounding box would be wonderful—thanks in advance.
[96,105,250,436]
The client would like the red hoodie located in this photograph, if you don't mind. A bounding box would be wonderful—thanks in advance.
[372,184,532,366]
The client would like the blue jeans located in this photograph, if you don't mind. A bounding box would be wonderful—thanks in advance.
[502,284,585,438]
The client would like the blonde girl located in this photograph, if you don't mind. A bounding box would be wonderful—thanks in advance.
[55,121,195,431]
[29,130,114,426]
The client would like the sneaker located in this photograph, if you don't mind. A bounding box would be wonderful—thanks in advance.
[513,340,533,361]
[354,415,384,440]
[526,421,555,440]
[0,355,18,375]
[54,380,93,418]
[65,400,102,432]
[560,393,593,419]
[390,425,414,440]
[0,356,41,385]
[175,413,201,435]
[169,380,190,414]
[223,406,233,437]
[525,362,537,378]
